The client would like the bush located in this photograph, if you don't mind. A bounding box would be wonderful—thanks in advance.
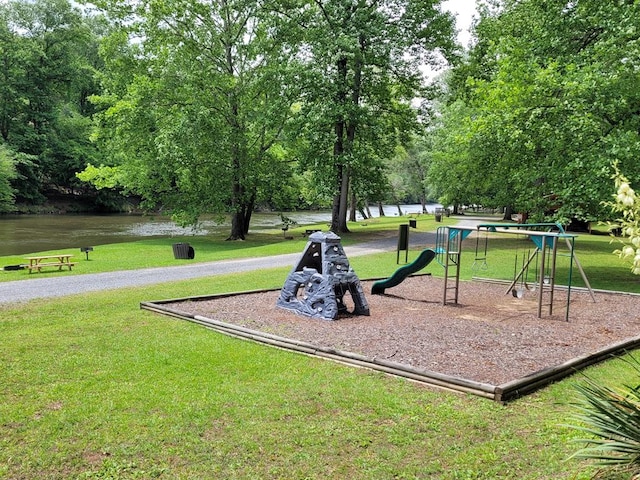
[568,354,640,478]
[608,163,640,275]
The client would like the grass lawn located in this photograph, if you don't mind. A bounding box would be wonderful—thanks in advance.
[0,215,447,281]
[1,215,639,479]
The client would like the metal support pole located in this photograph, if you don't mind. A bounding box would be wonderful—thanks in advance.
[565,236,575,322]
[537,241,546,318]
[548,236,558,316]
[564,237,596,302]
[443,228,451,305]
[453,231,462,304]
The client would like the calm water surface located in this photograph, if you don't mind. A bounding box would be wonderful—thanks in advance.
[0,204,437,256]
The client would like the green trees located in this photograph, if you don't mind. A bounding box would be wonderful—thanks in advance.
[290,0,455,232]
[429,0,640,225]
[88,0,305,239]
[0,0,102,207]
[84,0,456,237]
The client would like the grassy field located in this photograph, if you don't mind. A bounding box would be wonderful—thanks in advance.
[1,215,639,479]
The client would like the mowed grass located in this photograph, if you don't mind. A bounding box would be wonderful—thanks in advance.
[0,214,448,281]
[1,215,639,479]
[3,271,636,480]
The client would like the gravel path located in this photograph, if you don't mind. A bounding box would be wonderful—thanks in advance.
[0,229,442,304]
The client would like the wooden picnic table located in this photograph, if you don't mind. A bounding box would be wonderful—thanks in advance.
[25,254,76,273]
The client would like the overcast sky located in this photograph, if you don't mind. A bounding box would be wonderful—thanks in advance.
[442,0,478,46]
[419,0,477,81]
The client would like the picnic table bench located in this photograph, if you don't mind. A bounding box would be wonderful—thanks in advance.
[26,254,76,273]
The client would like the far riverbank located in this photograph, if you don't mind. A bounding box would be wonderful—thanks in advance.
[0,204,441,256]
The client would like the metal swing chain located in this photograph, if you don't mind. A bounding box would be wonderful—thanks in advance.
[472,230,489,272]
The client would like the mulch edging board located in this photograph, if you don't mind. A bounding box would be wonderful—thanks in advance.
[141,279,640,402]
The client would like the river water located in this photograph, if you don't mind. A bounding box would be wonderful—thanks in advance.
[0,204,438,256]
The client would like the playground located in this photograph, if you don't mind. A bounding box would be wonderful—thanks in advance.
[143,226,640,401]
[148,274,640,401]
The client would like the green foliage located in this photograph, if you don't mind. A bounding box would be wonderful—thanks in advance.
[606,164,640,275]
[430,0,640,223]
[86,0,304,238]
[76,163,124,190]
[0,0,104,208]
[0,143,17,212]
[283,0,457,231]
[568,354,640,477]
[428,100,488,209]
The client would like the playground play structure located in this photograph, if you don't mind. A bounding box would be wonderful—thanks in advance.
[372,223,595,321]
[276,231,370,320]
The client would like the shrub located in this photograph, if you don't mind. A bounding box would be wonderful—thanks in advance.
[608,163,640,275]
[568,354,640,478]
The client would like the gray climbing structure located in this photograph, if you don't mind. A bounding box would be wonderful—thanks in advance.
[276,231,370,320]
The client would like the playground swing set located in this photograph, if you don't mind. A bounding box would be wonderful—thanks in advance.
[371,222,596,322]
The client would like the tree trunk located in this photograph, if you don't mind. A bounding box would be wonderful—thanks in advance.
[228,210,246,240]
[332,166,350,233]
[330,56,350,234]
[349,188,357,222]
[242,192,256,236]
[329,42,364,235]
[330,192,341,233]
[227,157,246,240]
[503,205,514,221]
[396,203,403,216]
[378,202,385,216]
[330,148,349,232]
[365,202,372,218]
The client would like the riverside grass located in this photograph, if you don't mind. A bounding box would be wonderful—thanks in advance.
[2,214,639,293]
[1,215,639,479]
[0,214,435,280]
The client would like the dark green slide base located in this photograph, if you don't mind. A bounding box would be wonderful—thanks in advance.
[371,248,436,295]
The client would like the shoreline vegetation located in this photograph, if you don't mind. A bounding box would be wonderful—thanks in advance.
[1,215,639,479]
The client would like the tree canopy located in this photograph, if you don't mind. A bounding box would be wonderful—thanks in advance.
[79,0,457,236]
[428,0,640,225]
[83,0,310,239]
[286,0,456,232]
[0,0,104,208]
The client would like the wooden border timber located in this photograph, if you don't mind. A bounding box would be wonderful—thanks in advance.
[140,288,640,403]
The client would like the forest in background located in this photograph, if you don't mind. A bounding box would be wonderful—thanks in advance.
[1,0,638,239]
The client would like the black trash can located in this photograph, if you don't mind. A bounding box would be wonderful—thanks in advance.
[172,243,195,259]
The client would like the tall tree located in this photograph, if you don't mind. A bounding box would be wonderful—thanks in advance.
[431,0,640,225]
[85,0,303,239]
[289,0,456,232]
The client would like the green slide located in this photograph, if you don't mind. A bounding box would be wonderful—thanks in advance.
[371,248,437,295]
